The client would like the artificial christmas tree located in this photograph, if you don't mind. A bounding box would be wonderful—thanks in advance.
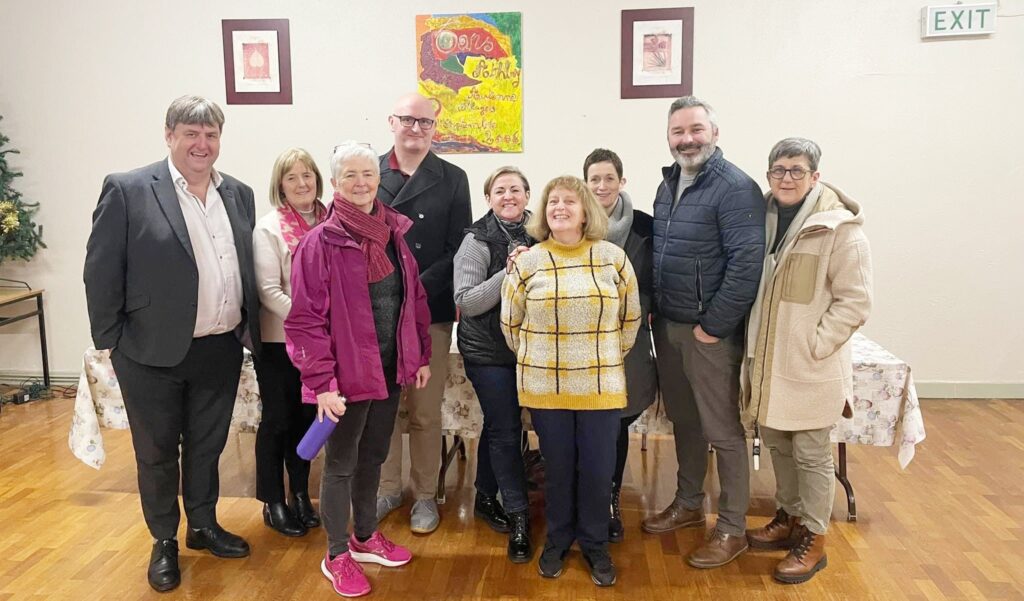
[0,115,45,266]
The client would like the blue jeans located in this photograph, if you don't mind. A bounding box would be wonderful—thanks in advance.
[530,408,620,553]
[464,362,529,514]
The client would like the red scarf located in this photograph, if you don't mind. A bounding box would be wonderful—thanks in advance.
[278,201,327,255]
[331,192,394,283]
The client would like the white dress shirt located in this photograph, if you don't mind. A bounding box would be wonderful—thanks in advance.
[167,158,243,338]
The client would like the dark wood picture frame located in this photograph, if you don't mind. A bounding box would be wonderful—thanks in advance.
[221,19,292,105]
[620,8,694,99]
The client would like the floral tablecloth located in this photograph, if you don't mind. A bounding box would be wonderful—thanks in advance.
[69,349,262,469]
[442,332,926,469]
[69,333,924,470]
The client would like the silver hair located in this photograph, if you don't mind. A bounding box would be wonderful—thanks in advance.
[165,95,225,132]
[668,95,718,130]
[330,141,380,179]
[768,137,822,171]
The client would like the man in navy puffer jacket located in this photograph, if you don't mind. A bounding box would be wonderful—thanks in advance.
[640,96,765,570]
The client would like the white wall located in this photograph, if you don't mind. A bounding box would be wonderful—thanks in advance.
[1,0,1022,395]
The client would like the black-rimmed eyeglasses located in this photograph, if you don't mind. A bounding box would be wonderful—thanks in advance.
[392,114,436,130]
[768,166,812,180]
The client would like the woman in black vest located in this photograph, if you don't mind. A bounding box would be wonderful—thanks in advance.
[453,166,536,562]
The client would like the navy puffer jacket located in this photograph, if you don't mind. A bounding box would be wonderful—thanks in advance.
[652,148,766,338]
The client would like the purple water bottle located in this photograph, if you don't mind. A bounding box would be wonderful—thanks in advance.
[295,378,340,460]
[297,417,336,460]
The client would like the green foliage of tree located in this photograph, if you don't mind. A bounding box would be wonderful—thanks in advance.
[0,115,45,264]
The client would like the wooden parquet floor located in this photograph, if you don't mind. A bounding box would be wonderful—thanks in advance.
[1,398,1022,600]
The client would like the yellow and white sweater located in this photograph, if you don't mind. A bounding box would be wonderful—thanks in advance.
[500,238,641,410]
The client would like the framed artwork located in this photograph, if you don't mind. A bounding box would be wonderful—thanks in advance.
[620,8,694,99]
[221,19,292,105]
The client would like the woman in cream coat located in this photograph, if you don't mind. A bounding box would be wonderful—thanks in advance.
[743,138,872,585]
[252,148,327,537]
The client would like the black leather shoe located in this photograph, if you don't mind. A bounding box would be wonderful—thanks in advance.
[608,488,624,543]
[475,493,511,533]
[185,524,250,558]
[291,492,321,529]
[507,511,532,563]
[263,502,307,537]
[148,539,180,592]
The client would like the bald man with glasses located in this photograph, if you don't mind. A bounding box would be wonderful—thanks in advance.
[375,93,472,535]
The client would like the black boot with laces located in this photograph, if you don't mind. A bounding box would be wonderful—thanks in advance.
[608,487,624,543]
[507,510,532,563]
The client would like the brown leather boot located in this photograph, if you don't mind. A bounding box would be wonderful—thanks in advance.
[773,528,827,584]
[640,498,705,534]
[686,529,748,568]
[746,509,801,550]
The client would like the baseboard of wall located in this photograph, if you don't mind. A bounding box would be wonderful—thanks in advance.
[913,381,1024,400]
[0,370,79,387]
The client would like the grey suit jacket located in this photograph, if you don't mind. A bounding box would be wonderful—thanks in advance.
[84,160,261,367]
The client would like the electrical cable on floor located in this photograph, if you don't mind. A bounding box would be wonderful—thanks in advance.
[0,377,78,406]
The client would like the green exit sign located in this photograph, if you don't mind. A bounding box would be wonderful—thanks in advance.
[922,4,996,37]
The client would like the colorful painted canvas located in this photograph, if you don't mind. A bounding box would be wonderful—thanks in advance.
[416,12,522,153]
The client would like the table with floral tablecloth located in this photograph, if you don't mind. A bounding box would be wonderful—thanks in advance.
[70,333,925,477]
[68,349,262,469]
[442,332,926,466]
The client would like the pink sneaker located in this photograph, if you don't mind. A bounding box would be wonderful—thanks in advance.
[321,551,371,597]
[349,531,412,567]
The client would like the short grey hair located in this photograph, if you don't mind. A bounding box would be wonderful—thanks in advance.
[330,141,379,179]
[768,137,822,171]
[668,95,718,130]
[165,95,225,132]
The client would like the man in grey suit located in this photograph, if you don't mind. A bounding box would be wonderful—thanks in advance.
[84,96,260,592]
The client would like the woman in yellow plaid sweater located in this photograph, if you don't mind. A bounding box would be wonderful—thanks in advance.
[501,175,640,586]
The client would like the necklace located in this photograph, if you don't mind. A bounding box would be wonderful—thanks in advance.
[493,213,527,256]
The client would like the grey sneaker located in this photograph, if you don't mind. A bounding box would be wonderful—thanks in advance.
[410,498,440,534]
[376,494,402,522]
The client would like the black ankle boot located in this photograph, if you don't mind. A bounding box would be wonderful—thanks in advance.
[263,502,306,537]
[475,493,511,533]
[608,487,624,543]
[507,511,532,563]
[291,492,321,529]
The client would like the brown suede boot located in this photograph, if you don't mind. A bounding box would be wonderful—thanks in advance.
[640,498,705,534]
[773,528,827,584]
[686,529,748,569]
[746,509,801,550]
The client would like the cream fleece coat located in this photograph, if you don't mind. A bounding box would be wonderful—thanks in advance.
[253,211,294,343]
[743,183,873,431]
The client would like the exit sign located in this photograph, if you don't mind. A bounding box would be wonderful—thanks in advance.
[922,4,996,37]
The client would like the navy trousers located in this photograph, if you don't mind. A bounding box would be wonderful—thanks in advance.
[530,408,620,553]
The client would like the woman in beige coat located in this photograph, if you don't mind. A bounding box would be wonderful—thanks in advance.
[743,138,872,584]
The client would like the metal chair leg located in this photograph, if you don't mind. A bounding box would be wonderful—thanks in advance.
[436,434,466,505]
[835,442,857,521]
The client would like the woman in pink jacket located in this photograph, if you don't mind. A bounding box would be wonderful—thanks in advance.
[286,141,432,598]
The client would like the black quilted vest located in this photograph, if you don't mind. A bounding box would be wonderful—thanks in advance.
[456,212,535,366]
